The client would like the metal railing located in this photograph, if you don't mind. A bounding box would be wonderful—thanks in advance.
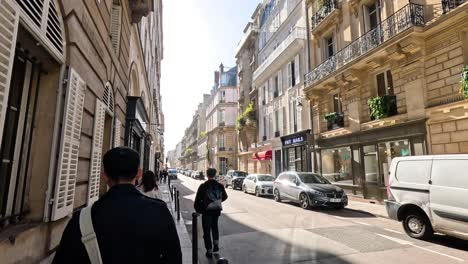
[311,0,339,30]
[305,3,425,86]
[442,0,467,14]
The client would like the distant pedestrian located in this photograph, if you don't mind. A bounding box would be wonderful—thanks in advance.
[194,168,228,258]
[139,170,162,199]
[162,169,168,183]
[53,147,182,264]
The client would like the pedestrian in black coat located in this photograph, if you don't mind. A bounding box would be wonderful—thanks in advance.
[53,147,182,264]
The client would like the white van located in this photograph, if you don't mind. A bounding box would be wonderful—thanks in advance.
[385,155,468,240]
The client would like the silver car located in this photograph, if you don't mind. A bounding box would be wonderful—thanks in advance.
[242,174,275,197]
[273,172,348,209]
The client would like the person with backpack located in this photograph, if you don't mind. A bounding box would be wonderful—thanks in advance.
[194,168,228,258]
[139,170,162,199]
[53,147,182,264]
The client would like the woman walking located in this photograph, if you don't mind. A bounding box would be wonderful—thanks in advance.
[139,170,162,199]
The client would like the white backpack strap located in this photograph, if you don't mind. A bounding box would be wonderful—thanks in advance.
[79,206,103,264]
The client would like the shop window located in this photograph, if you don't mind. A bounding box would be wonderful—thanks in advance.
[275,150,282,176]
[376,70,394,96]
[321,147,353,185]
[378,140,410,186]
[363,145,379,184]
[288,148,296,171]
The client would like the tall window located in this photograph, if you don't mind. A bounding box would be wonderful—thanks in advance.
[219,133,225,148]
[287,61,296,88]
[275,110,279,135]
[218,110,225,124]
[263,116,267,140]
[277,70,283,95]
[324,35,335,59]
[332,93,342,113]
[376,70,394,96]
[364,1,381,31]
[110,0,122,53]
[274,76,279,97]
[263,85,266,104]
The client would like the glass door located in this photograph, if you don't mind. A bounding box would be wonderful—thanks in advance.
[363,145,379,199]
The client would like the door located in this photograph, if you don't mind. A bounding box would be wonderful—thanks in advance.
[430,159,468,234]
[363,145,380,199]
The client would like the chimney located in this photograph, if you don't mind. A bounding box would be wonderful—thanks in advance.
[219,63,224,73]
[214,71,220,88]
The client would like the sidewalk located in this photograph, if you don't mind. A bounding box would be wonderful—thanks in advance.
[159,183,194,264]
[346,197,389,218]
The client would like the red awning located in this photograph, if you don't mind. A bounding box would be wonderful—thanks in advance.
[253,150,272,161]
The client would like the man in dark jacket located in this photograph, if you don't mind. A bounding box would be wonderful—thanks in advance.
[194,168,228,258]
[53,147,182,264]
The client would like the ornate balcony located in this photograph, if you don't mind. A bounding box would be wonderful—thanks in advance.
[305,3,425,86]
[442,0,467,14]
[311,0,339,31]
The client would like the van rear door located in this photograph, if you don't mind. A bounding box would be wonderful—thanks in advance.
[430,159,468,235]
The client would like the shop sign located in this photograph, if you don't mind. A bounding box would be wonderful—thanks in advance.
[282,134,306,146]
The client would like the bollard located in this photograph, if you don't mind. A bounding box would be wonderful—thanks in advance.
[192,212,198,264]
[176,190,180,221]
[170,185,173,200]
[174,188,178,212]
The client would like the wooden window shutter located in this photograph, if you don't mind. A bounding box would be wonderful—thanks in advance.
[0,0,19,145]
[110,4,122,53]
[51,68,86,221]
[278,70,282,95]
[294,54,300,86]
[114,118,121,147]
[87,99,106,205]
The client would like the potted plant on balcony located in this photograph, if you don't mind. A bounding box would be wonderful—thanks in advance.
[460,65,468,99]
[368,95,398,120]
[324,112,337,130]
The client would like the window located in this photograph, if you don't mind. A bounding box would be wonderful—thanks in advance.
[376,70,394,96]
[219,133,225,148]
[218,110,225,124]
[277,70,283,95]
[110,0,122,53]
[287,61,296,88]
[378,140,411,186]
[396,160,432,185]
[263,85,267,104]
[275,110,279,134]
[321,147,353,185]
[368,2,381,30]
[263,116,267,140]
[332,93,342,113]
[274,76,279,97]
[324,35,335,59]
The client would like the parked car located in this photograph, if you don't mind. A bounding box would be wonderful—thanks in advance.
[223,170,248,190]
[168,168,177,179]
[385,155,468,240]
[273,172,347,210]
[243,174,275,197]
[190,171,205,180]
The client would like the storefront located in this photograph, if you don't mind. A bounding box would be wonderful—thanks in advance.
[252,148,272,174]
[317,120,427,201]
[280,130,313,173]
[125,96,151,171]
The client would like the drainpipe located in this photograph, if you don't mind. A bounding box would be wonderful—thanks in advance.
[43,64,68,222]
[304,0,317,172]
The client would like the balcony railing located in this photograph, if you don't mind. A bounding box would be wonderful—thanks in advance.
[442,0,467,14]
[254,27,306,81]
[305,3,425,86]
[311,0,339,30]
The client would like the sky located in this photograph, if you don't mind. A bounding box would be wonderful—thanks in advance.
[161,0,260,153]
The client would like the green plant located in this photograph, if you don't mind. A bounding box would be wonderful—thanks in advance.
[368,96,397,120]
[184,148,193,156]
[198,131,206,140]
[324,112,337,121]
[236,116,246,131]
[237,102,257,131]
[460,66,468,99]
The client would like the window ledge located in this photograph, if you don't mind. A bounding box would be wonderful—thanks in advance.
[0,222,41,244]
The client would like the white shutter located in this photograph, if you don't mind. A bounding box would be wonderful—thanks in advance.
[110,4,122,52]
[114,118,121,147]
[279,108,283,136]
[278,70,283,95]
[0,0,19,145]
[87,99,106,205]
[51,68,86,221]
[294,55,300,86]
[282,107,287,135]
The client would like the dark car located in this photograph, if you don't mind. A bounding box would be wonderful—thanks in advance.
[273,172,348,209]
[223,170,247,190]
[168,168,177,179]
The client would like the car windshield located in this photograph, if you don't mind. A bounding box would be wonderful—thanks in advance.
[297,173,330,184]
[169,169,176,173]
[257,175,274,181]
[233,171,247,177]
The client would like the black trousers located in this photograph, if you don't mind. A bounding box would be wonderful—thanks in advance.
[201,214,219,250]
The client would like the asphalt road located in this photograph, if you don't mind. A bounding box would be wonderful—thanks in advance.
[173,174,468,264]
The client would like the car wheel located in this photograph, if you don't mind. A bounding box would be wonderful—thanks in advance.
[299,193,310,209]
[255,187,260,197]
[403,212,433,240]
[274,189,281,202]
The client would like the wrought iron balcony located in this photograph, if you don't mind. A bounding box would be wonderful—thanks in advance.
[305,3,425,86]
[311,0,339,30]
[442,0,467,14]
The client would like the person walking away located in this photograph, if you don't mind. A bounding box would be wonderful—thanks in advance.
[53,147,182,264]
[162,169,168,183]
[194,168,228,258]
[139,170,162,199]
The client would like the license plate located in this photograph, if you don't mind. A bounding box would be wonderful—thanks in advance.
[330,198,341,203]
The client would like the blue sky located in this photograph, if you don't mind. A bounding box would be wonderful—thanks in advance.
[161,0,260,152]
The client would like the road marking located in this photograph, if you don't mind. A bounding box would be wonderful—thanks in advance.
[377,233,464,262]
[384,228,404,235]
[353,220,371,226]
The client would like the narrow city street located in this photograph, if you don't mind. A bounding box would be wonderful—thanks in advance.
[173,175,468,264]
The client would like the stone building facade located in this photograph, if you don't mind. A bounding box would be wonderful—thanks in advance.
[0,0,163,262]
[304,0,468,200]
